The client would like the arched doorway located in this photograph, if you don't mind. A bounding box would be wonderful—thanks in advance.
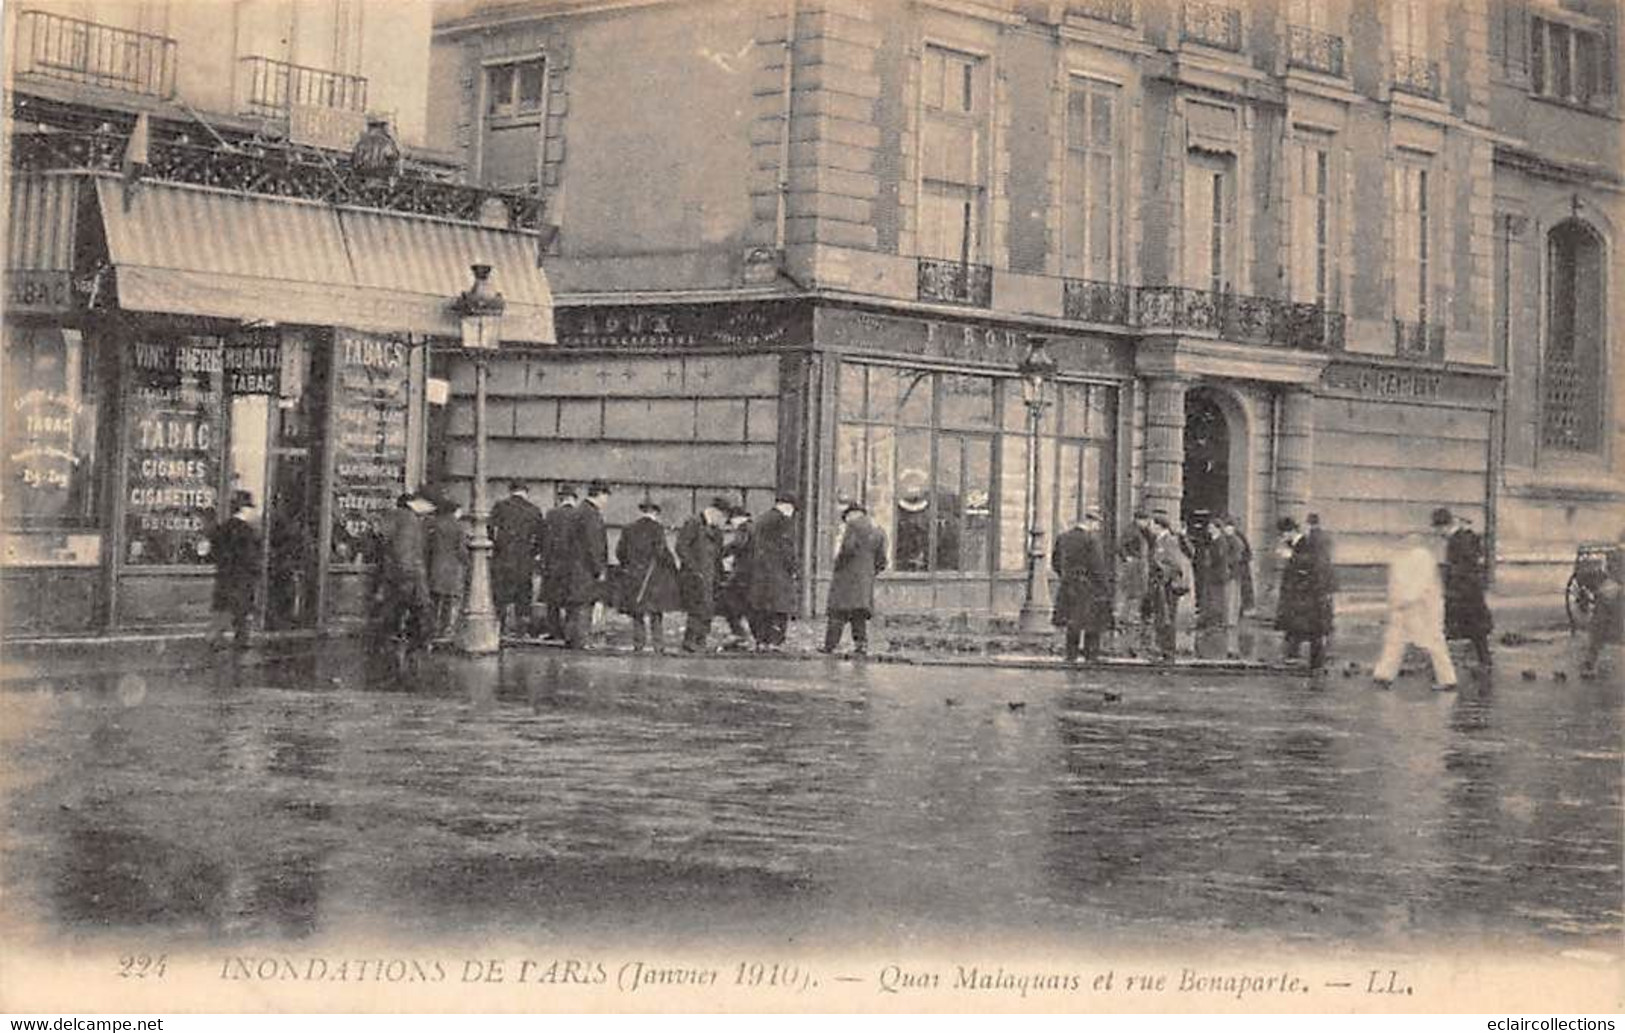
[1182,388,1233,528]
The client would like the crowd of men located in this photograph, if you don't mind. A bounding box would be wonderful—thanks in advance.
[352,475,1576,684]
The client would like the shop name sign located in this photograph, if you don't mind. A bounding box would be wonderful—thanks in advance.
[1321,362,1499,407]
[555,302,808,349]
[819,309,1127,374]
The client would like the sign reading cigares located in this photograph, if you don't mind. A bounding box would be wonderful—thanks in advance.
[124,337,223,565]
[329,329,410,564]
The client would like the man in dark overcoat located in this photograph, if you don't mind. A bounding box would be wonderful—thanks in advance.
[747,490,800,650]
[718,506,755,648]
[676,497,728,652]
[822,501,888,656]
[489,481,544,637]
[1433,507,1494,669]
[426,496,470,640]
[561,481,610,649]
[615,498,681,653]
[379,491,432,651]
[1051,507,1112,662]
[209,490,261,649]
[539,484,579,640]
[1276,515,1337,674]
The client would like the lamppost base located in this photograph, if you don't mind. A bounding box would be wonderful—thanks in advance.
[1016,605,1054,640]
[454,613,501,655]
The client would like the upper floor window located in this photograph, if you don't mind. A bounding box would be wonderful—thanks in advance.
[1392,158,1431,326]
[486,58,546,121]
[1063,77,1119,283]
[1530,15,1614,107]
[1391,0,1431,56]
[918,46,988,264]
[1542,220,1607,455]
[1291,132,1337,307]
[1185,151,1236,295]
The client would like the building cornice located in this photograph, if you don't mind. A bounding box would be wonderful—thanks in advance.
[435,0,671,38]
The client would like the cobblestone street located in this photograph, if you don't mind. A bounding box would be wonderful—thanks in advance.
[0,638,1618,957]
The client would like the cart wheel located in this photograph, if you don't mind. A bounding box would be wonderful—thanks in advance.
[1565,573,1595,633]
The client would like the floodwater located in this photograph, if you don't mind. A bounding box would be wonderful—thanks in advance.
[1,643,1618,954]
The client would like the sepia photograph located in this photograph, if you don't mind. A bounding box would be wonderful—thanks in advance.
[0,0,1621,1017]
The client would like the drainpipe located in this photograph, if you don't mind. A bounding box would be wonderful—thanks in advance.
[775,0,796,256]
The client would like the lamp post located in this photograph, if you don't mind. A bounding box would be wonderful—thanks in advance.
[1016,334,1059,638]
[452,263,506,655]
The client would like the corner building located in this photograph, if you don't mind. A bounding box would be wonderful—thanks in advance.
[428,0,1623,617]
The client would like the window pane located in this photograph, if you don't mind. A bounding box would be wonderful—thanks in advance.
[1057,442,1082,531]
[1001,379,1028,432]
[1552,23,1571,98]
[836,422,866,507]
[924,48,946,110]
[486,66,514,113]
[998,434,1028,572]
[1057,383,1088,437]
[1063,150,1087,278]
[889,368,933,426]
[839,362,866,419]
[962,437,992,573]
[866,426,896,550]
[1089,153,1114,278]
[894,429,931,571]
[1081,445,1103,516]
[1089,384,1116,440]
[518,61,545,109]
[1531,20,1546,93]
[1091,90,1114,148]
[1067,86,1089,147]
[2,326,100,529]
[940,373,994,429]
[934,436,962,571]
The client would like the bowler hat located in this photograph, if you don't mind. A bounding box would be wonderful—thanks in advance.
[775,489,799,507]
[556,483,579,498]
[637,498,661,513]
[1430,507,1454,528]
[586,480,611,497]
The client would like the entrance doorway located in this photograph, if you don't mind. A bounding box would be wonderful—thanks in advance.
[1182,389,1230,528]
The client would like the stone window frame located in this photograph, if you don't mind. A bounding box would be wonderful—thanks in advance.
[1527,7,1617,113]
[914,40,994,265]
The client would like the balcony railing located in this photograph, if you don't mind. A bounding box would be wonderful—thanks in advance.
[11,128,547,231]
[1181,0,1242,51]
[917,258,993,308]
[13,9,176,99]
[1392,51,1441,99]
[1287,24,1346,78]
[1393,319,1445,360]
[1137,286,1346,350]
[1063,279,1134,325]
[240,56,367,118]
[1066,0,1136,29]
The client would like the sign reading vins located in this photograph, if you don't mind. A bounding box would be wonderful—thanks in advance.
[329,329,410,563]
[124,338,223,565]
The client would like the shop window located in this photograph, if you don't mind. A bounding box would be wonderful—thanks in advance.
[123,335,226,565]
[918,45,988,263]
[1064,77,1120,283]
[1541,219,1606,455]
[2,325,101,530]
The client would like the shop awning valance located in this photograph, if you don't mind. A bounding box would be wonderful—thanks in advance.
[94,177,555,344]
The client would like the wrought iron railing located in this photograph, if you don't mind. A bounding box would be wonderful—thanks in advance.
[13,9,176,99]
[1393,318,1445,360]
[1287,24,1346,77]
[917,258,993,307]
[1181,0,1242,51]
[1066,0,1136,29]
[240,56,368,117]
[1063,279,1134,325]
[1392,51,1441,98]
[1137,286,1346,350]
[10,128,547,231]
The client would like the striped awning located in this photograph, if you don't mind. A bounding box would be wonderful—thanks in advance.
[94,177,554,343]
[7,172,79,271]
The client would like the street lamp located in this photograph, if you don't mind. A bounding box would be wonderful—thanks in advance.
[452,263,506,655]
[1016,333,1059,638]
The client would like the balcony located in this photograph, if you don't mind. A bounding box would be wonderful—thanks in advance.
[1181,0,1242,52]
[1066,0,1135,29]
[1063,279,1134,325]
[1137,286,1346,350]
[11,128,546,231]
[1392,51,1441,99]
[917,258,993,308]
[13,9,176,99]
[1393,319,1445,361]
[1287,24,1346,78]
[240,56,367,118]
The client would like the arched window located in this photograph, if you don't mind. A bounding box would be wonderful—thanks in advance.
[1542,220,1606,454]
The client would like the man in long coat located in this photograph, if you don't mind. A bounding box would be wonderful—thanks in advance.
[747,491,800,650]
[1116,509,1155,656]
[1051,507,1112,662]
[1147,511,1188,661]
[426,496,470,640]
[718,506,755,648]
[1217,514,1253,658]
[615,498,681,653]
[1433,507,1494,669]
[209,490,261,649]
[1276,515,1337,675]
[539,484,579,640]
[489,481,544,637]
[562,481,610,649]
[379,492,432,651]
[822,501,888,655]
[676,497,728,652]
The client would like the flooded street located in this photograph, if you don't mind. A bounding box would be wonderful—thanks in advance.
[1,644,1618,955]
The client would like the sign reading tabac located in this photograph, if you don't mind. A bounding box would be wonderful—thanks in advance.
[328,329,410,563]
